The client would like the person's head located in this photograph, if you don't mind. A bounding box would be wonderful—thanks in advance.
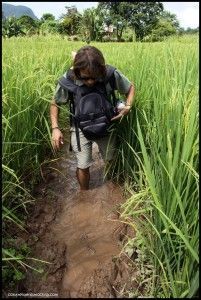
[73,46,106,87]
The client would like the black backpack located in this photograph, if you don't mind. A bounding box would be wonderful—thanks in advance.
[58,65,117,151]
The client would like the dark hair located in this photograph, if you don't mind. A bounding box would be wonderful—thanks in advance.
[73,46,106,79]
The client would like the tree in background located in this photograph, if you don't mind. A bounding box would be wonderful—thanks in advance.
[184,27,199,34]
[40,20,58,35]
[160,11,180,31]
[144,20,176,42]
[97,3,126,41]
[40,13,57,35]
[98,2,164,41]
[40,13,55,22]
[58,6,82,36]
[1,3,198,41]
[18,15,39,36]
[143,11,180,41]
[81,7,105,42]
[2,16,26,38]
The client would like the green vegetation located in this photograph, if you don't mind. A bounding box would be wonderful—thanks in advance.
[2,2,199,41]
[2,34,199,297]
[2,36,65,286]
[110,38,199,297]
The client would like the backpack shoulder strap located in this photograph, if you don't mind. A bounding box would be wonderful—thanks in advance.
[104,64,116,90]
[58,68,78,94]
[104,64,117,105]
[58,69,81,151]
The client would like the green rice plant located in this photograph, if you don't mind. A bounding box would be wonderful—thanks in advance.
[2,35,198,296]
[2,37,86,286]
[2,247,52,286]
[2,37,86,197]
[116,36,198,297]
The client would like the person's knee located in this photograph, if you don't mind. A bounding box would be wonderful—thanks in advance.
[77,167,90,174]
[77,167,89,173]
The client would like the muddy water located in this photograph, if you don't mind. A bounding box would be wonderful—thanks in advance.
[18,141,135,298]
[57,190,123,297]
[54,143,125,297]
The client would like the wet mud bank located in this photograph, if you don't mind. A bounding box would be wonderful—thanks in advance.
[9,141,137,298]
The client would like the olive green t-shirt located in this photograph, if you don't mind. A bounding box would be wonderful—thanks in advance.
[54,68,132,105]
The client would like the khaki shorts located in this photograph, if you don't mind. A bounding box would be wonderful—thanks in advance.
[70,128,117,169]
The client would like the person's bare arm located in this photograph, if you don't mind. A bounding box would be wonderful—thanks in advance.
[50,99,64,150]
[111,83,135,121]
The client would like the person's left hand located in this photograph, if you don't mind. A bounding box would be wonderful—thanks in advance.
[111,106,131,121]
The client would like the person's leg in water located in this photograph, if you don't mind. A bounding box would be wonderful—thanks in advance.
[76,167,90,190]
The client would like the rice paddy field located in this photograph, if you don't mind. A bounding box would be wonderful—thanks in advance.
[2,34,199,297]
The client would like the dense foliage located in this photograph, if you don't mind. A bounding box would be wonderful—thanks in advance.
[2,3,199,41]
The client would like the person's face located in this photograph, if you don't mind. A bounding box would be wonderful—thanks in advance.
[78,69,99,87]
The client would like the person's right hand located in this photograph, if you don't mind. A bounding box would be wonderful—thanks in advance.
[51,128,64,150]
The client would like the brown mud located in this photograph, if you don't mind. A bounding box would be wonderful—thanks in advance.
[6,139,138,298]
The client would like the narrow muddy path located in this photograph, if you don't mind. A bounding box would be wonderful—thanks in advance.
[15,137,137,298]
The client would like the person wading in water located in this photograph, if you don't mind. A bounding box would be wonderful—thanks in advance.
[50,46,135,191]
